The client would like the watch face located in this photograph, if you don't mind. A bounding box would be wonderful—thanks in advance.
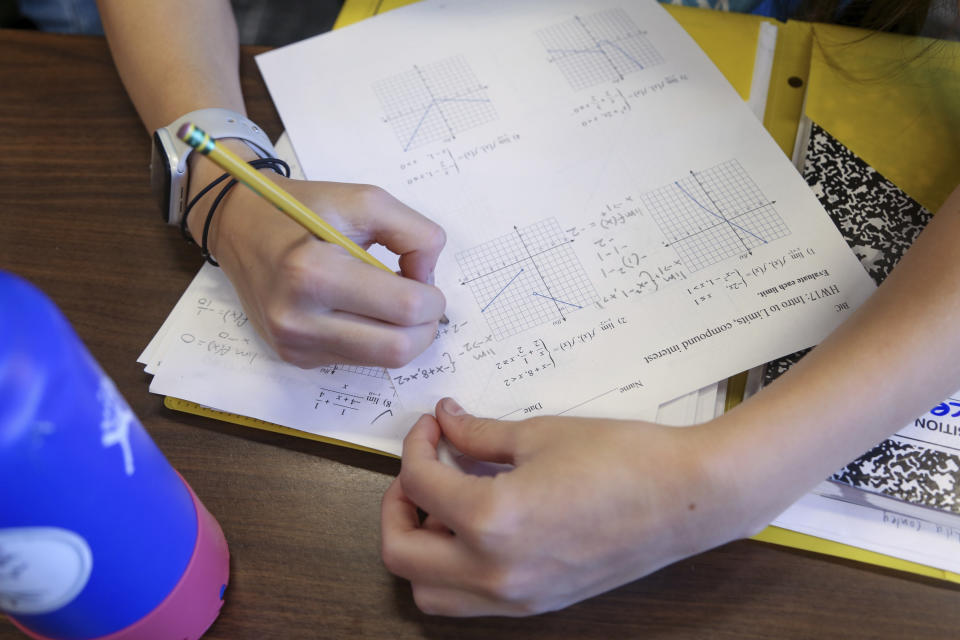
[150,131,173,223]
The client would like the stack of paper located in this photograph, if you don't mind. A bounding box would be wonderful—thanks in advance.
[140,0,959,577]
[146,0,878,450]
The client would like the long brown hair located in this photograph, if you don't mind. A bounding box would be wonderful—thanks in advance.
[798,0,954,83]
[797,0,935,34]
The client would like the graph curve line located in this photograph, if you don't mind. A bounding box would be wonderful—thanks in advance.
[673,181,768,244]
[403,100,437,152]
[481,268,525,312]
[532,292,582,309]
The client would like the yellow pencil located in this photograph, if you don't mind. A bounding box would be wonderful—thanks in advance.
[178,122,447,324]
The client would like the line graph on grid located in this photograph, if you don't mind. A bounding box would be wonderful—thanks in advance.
[457,219,598,341]
[640,160,790,273]
[374,55,497,152]
[537,7,664,91]
[318,363,389,379]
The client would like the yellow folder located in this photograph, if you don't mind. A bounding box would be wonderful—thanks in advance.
[170,0,960,584]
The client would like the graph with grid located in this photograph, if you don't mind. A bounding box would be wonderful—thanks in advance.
[456,219,597,341]
[641,160,790,272]
[537,8,664,91]
[374,56,497,152]
[320,364,389,379]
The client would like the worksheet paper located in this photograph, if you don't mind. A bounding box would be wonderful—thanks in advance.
[256,0,875,420]
[141,264,415,453]
[140,130,659,455]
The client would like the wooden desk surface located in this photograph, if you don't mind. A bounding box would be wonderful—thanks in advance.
[1,28,957,639]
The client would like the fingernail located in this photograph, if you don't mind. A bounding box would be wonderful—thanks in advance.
[441,397,465,416]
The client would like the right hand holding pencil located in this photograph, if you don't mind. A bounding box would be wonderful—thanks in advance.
[186,145,447,369]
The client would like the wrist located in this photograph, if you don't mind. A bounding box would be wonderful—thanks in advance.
[152,108,276,227]
[685,415,774,542]
[703,397,837,540]
[183,138,259,251]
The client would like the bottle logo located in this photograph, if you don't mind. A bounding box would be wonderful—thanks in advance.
[0,527,93,615]
[98,376,136,476]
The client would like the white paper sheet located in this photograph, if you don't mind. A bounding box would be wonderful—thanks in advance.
[147,264,416,453]
[256,0,875,421]
[773,493,960,575]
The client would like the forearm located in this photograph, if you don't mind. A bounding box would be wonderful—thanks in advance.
[97,0,244,132]
[98,0,257,244]
[714,184,960,531]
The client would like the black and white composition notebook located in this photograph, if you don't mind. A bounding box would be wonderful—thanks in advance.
[768,122,960,530]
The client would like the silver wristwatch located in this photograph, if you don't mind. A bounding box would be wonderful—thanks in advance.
[150,108,277,225]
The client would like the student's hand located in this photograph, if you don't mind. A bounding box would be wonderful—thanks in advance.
[187,151,446,369]
[380,398,763,617]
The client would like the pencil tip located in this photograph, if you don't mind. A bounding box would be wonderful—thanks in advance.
[439,314,450,325]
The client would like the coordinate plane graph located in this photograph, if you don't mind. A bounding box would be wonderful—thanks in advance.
[457,219,598,341]
[374,56,497,152]
[641,160,790,272]
[327,364,388,379]
[537,8,664,91]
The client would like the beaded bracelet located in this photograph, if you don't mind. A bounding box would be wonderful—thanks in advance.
[181,157,291,266]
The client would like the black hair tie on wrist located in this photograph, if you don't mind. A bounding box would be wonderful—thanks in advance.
[181,157,291,266]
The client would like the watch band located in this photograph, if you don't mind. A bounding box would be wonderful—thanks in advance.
[157,108,278,225]
[166,108,276,171]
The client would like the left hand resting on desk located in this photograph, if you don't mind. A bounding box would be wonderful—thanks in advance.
[381,397,762,617]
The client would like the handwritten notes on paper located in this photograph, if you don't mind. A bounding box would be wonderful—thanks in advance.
[256,0,875,419]
[140,0,959,577]
[147,0,877,452]
[140,265,413,454]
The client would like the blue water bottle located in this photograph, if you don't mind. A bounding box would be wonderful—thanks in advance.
[0,271,230,639]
